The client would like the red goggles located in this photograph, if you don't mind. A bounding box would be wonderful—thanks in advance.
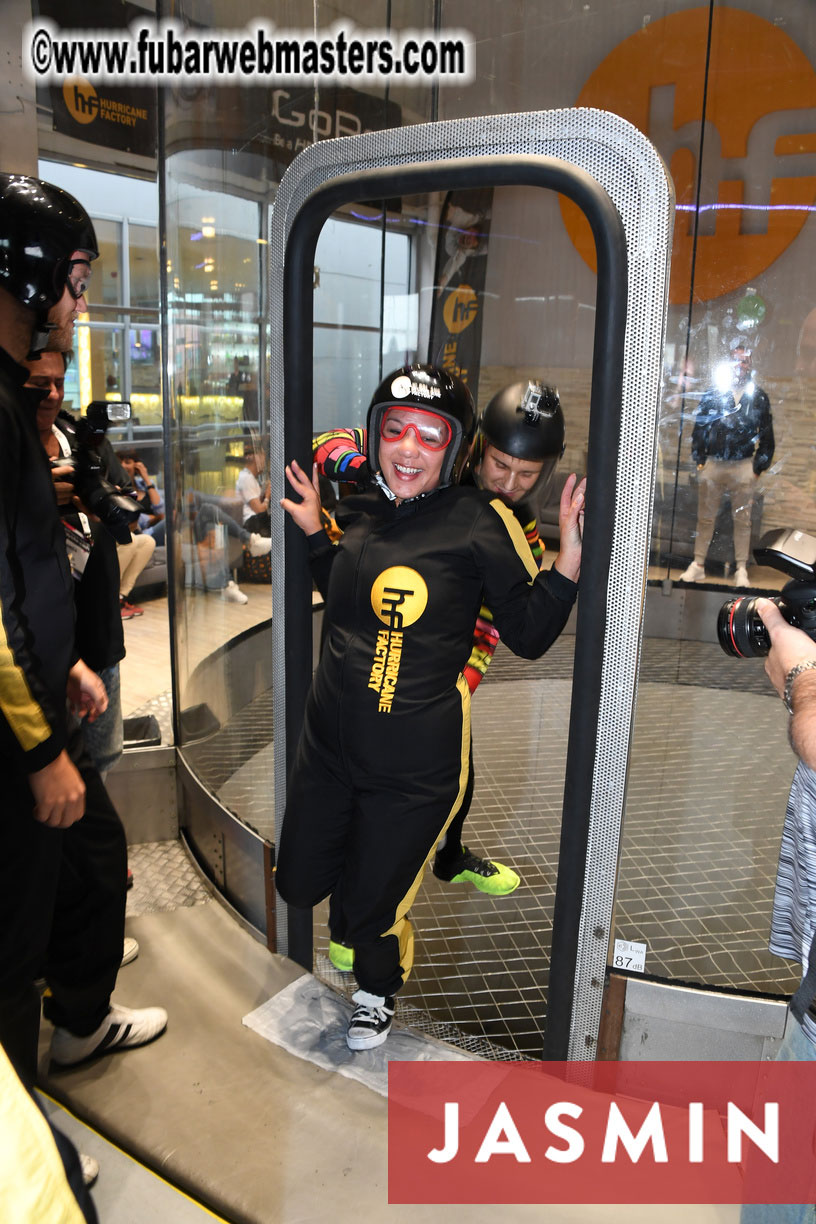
[379,406,452,452]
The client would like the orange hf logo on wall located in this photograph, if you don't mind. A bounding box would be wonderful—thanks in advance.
[63,78,99,126]
[561,7,816,303]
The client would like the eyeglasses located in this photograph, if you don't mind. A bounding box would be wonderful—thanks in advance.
[379,406,452,451]
[66,259,92,301]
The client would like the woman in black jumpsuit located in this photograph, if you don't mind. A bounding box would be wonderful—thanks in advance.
[278,365,584,1050]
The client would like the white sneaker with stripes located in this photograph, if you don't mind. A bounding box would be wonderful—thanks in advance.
[50,1003,168,1067]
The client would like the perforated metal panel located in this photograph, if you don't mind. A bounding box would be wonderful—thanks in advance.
[269,108,673,1059]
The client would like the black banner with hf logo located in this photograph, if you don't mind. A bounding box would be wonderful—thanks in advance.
[428,186,493,398]
[37,0,157,158]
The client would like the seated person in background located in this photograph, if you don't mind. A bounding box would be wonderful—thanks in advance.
[114,453,160,616]
[116,516,156,619]
[185,489,271,604]
[117,449,164,538]
[236,443,271,535]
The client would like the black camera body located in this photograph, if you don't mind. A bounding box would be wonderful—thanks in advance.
[718,528,816,658]
[53,400,140,545]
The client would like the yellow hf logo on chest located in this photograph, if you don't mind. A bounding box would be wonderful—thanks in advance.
[368,567,428,712]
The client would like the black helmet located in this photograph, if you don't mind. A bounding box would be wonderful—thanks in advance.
[0,174,98,311]
[367,364,476,489]
[479,380,565,462]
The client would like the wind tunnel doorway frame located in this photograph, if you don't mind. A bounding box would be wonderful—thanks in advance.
[269,109,674,1061]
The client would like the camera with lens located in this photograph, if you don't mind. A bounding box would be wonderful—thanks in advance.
[53,399,141,545]
[718,528,816,658]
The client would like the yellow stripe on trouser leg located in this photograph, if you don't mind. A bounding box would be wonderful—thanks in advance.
[381,674,472,985]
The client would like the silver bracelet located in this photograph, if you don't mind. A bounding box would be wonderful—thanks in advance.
[784,660,816,714]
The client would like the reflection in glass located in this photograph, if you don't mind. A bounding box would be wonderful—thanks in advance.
[84,218,122,308]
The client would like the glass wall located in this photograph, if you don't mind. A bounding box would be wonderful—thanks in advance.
[162,0,816,1048]
[162,161,270,797]
[163,0,437,858]
[38,161,161,433]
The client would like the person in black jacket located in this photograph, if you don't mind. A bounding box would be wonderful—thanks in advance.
[0,175,165,1090]
[680,342,774,588]
[279,364,584,1051]
[24,349,127,776]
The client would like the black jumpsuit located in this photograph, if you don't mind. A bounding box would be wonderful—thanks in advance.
[276,482,577,999]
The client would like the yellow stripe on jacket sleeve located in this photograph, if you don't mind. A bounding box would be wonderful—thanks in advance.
[0,623,52,751]
[488,497,540,582]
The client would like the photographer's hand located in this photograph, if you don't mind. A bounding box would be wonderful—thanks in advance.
[51,464,76,507]
[757,600,816,698]
[758,599,816,769]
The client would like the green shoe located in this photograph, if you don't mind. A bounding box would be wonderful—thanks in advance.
[433,847,520,896]
[328,940,354,972]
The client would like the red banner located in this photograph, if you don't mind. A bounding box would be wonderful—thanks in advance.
[388,1061,816,1205]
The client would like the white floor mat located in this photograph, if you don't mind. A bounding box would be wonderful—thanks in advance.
[243,973,476,1096]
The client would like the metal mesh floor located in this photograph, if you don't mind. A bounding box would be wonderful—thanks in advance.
[126,840,213,917]
[175,634,802,1059]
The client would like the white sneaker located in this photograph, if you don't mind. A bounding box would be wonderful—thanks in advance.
[221,580,248,604]
[679,561,705,582]
[50,1003,168,1067]
[735,565,750,588]
[249,532,272,557]
[121,937,139,967]
[79,1152,99,1188]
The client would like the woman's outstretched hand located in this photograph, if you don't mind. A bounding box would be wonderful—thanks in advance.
[280,459,324,536]
[553,472,585,584]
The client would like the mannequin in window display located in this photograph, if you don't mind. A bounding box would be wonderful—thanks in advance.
[679,341,774,588]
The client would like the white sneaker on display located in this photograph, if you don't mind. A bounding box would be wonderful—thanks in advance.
[50,1003,168,1067]
[222,580,248,604]
[678,561,706,582]
[249,533,272,557]
[735,565,750,588]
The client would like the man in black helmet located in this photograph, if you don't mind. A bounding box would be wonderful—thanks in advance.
[460,379,566,692]
[0,175,165,1090]
[280,364,584,1050]
[312,377,573,913]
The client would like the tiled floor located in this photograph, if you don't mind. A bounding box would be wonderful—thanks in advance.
[166,630,801,1060]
